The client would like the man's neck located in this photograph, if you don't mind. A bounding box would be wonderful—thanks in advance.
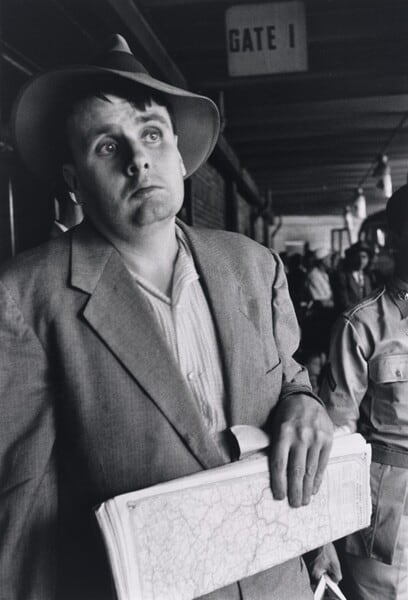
[112,220,180,296]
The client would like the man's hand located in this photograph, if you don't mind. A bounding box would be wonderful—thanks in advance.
[305,543,342,584]
[269,395,333,507]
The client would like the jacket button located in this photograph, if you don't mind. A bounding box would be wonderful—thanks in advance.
[396,370,402,377]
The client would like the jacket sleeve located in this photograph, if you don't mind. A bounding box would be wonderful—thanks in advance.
[270,251,321,404]
[319,314,366,430]
[0,281,57,599]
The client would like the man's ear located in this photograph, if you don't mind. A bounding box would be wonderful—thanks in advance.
[180,157,187,178]
[174,135,187,177]
[177,149,187,178]
[62,163,79,193]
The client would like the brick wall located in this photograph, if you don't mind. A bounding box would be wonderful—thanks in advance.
[253,215,264,244]
[236,192,251,237]
[190,162,226,229]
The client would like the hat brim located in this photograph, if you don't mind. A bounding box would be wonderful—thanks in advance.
[13,66,220,184]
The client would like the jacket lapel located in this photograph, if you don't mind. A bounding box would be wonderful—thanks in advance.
[70,221,224,469]
[180,223,266,426]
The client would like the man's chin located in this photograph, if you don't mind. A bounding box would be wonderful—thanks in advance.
[131,205,178,227]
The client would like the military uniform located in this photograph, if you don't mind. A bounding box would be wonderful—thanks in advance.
[321,281,408,599]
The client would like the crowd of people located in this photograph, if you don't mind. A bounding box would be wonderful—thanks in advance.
[282,241,377,392]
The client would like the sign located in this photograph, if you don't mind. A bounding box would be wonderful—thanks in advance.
[225,1,308,77]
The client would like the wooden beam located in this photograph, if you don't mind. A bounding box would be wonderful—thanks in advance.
[197,68,408,91]
[227,118,408,143]
[0,39,43,76]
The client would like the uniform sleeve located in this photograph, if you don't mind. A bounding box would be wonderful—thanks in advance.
[0,281,57,599]
[270,251,321,403]
[320,314,367,430]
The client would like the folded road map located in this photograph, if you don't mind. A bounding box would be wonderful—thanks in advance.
[95,431,371,600]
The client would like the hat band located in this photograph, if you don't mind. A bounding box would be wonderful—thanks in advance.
[92,51,149,75]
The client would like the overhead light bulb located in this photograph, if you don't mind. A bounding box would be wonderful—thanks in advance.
[373,154,392,198]
[352,187,366,219]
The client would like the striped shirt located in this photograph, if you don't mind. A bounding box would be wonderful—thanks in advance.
[120,227,227,437]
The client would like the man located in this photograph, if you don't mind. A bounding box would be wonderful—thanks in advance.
[332,241,373,313]
[305,246,334,309]
[302,247,336,361]
[320,185,408,598]
[0,34,332,599]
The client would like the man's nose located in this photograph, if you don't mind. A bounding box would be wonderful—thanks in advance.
[125,144,149,177]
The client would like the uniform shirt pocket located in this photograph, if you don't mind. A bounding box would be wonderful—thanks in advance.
[370,354,408,383]
[368,355,408,432]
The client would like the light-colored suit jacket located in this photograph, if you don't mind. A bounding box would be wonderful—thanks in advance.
[0,219,315,600]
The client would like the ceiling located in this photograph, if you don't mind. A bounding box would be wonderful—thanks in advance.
[2,0,408,216]
[137,0,408,215]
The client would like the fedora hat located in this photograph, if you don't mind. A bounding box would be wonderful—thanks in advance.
[12,33,220,184]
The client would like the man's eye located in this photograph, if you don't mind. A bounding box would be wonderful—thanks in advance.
[97,141,118,155]
[144,129,162,143]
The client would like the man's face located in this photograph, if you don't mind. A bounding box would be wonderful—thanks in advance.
[358,251,370,270]
[351,251,369,271]
[63,94,185,244]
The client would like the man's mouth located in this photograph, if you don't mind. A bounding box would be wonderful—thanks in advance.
[132,185,162,198]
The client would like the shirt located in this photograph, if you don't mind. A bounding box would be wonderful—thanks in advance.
[306,267,333,302]
[120,227,227,438]
[352,269,364,289]
[321,281,408,451]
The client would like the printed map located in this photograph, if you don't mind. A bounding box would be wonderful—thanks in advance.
[127,456,368,600]
[96,434,371,600]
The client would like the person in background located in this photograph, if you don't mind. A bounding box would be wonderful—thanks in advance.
[0,34,333,600]
[320,184,408,599]
[332,241,373,313]
[305,246,334,308]
[302,247,336,369]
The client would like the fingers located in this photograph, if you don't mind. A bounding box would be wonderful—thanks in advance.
[271,433,325,507]
[269,396,334,507]
[270,424,333,506]
[320,549,343,584]
[303,444,320,505]
[312,436,332,495]
[307,543,342,584]
[287,444,307,507]
[328,559,343,584]
[270,431,319,507]
[269,437,290,501]
[288,440,324,507]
